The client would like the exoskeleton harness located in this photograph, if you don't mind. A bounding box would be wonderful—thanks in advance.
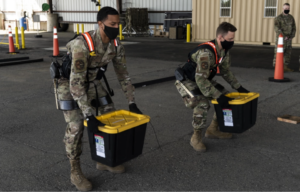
[174,40,228,96]
[50,32,118,114]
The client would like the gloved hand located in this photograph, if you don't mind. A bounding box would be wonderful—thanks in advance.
[237,86,250,93]
[86,115,106,132]
[129,103,143,114]
[217,94,234,108]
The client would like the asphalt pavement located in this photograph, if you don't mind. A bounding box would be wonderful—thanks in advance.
[0,31,300,191]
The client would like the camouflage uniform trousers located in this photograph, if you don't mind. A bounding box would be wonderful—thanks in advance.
[57,78,115,160]
[273,37,292,66]
[175,79,229,130]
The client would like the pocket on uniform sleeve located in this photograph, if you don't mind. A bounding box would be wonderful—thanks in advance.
[57,79,74,100]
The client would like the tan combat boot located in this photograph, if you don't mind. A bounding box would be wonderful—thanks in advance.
[190,130,206,152]
[70,160,92,191]
[205,119,233,139]
[284,65,294,72]
[96,162,125,174]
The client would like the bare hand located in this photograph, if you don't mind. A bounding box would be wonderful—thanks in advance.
[285,37,289,40]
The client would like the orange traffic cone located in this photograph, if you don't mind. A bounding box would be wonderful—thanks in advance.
[53,26,59,56]
[269,33,290,82]
[8,25,17,54]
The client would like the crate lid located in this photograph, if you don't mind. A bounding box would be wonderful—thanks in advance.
[84,110,150,134]
[211,92,260,105]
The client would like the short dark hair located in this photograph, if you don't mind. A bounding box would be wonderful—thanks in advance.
[97,7,119,22]
[283,3,290,6]
[216,22,237,37]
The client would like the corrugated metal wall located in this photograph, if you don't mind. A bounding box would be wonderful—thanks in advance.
[97,0,116,9]
[1,0,47,20]
[103,0,192,23]
[100,0,192,11]
[1,0,47,12]
[120,0,192,11]
[52,0,99,22]
[53,0,100,11]
[1,0,192,30]
[52,0,191,23]
[192,0,300,46]
[58,13,98,23]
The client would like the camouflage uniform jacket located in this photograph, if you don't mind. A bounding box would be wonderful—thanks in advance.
[66,28,135,117]
[274,13,296,38]
[190,39,241,99]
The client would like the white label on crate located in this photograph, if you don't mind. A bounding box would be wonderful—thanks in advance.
[223,109,233,127]
[95,135,106,158]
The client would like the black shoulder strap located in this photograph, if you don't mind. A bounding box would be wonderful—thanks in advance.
[188,40,216,62]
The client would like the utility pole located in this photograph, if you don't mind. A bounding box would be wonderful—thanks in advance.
[116,0,122,14]
[47,0,53,13]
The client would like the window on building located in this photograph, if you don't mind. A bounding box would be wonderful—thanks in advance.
[264,0,277,17]
[220,0,232,17]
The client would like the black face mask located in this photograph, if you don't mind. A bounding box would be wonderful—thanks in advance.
[103,24,119,40]
[221,38,234,50]
[284,10,290,14]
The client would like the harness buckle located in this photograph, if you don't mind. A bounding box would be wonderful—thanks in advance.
[89,51,96,57]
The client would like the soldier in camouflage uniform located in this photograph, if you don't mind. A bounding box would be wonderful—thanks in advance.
[57,7,142,191]
[273,3,296,72]
[175,22,250,152]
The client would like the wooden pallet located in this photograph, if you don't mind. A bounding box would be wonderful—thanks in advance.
[277,115,300,124]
